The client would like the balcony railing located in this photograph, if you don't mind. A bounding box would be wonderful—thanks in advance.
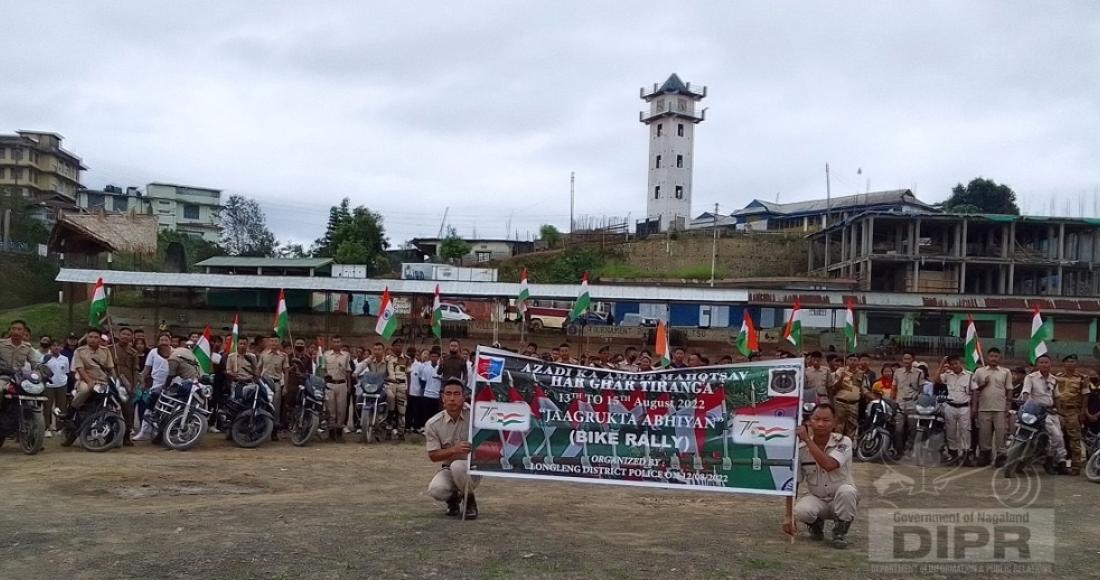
[639,108,706,123]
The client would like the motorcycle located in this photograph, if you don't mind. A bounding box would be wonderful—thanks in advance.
[213,379,276,448]
[150,377,212,450]
[1003,399,1053,478]
[857,396,899,462]
[58,377,128,452]
[289,375,328,447]
[1083,429,1099,483]
[0,369,48,454]
[356,371,390,443]
[909,393,946,467]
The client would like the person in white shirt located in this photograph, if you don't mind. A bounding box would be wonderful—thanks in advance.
[42,340,70,436]
[406,349,429,433]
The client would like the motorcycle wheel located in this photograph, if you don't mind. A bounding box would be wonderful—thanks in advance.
[79,412,126,452]
[20,412,46,455]
[1085,450,1100,483]
[231,414,273,449]
[856,432,884,462]
[163,410,208,451]
[1003,441,1027,477]
[290,408,318,447]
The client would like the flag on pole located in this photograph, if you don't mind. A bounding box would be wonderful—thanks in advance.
[1028,305,1049,364]
[516,267,530,320]
[782,298,803,350]
[224,314,239,354]
[844,299,858,351]
[963,314,984,372]
[375,287,399,340]
[193,326,214,374]
[88,277,108,327]
[655,320,671,367]
[569,272,591,322]
[735,310,758,357]
[314,337,327,377]
[431,284,443,339]
[273,289,290,340]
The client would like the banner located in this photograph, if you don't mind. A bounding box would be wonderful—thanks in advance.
[469,347,802,496]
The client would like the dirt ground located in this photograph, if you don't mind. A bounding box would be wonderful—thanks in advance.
[1,436,1097,580]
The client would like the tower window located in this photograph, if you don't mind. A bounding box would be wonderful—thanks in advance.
[656,124,663,137]
[655,155,662,168]
[675,186,683,199]
[677,124,685,137]
[654,186,660,199]
[678,98,687,112]
[657,99,666,112]
[676,155,683,168]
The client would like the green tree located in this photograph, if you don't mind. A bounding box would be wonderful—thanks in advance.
[312,198,389,271]
[943,178,1020,215]
[439,226,472,264]
[220,194,277,256]
[539,224,562,247]
[275,242,307,258]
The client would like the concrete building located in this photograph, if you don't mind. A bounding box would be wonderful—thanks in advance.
[0,130,86,219]
[641,74,706,232]
[809,211,1100,296]
[409,237,535,264]
[76,185,143,213]
[732,189,935,232]
[144,183,223,242]
[196,256,333,277]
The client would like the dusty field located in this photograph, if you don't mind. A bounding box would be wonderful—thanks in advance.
[0,436,1097,580]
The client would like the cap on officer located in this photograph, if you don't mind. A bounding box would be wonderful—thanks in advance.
[1062,354,1078,362]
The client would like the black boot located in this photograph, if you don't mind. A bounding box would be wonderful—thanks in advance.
[445,493,461,516]
[808,518,825,541]
[832,519,852,549]
[976,450,991,467]
[994,453,1006,468]
[464,493,478,520]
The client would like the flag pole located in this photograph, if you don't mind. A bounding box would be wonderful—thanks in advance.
[785,496,795,543]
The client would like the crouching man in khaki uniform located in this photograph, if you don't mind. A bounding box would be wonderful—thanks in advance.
[426,378,480,520]
[791,403,859,549]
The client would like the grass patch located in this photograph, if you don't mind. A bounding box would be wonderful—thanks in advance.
[0,301,83,340]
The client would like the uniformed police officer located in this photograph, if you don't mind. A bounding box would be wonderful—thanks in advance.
[0,319,34,385]
[258,335,289,439]
[974,347,1012,467]
[894,352,925,454]
[804,351,832,401]
[936,355,977,466]
[426,378,480,519]
[829,354,863,440]
[71,328,116,411]
[1055,354,1091,475]
[790,403,858,549]
[1021,354,1069,474]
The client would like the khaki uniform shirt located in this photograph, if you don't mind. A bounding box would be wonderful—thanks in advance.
[1022,371,1057,407]
[425,407,470,468]
[114,344,140,390]
[974,366,1012,412]
[895,366,924,412]
[323,350,351,383]
[0,338,34,374]
[226,352,257,382]
[258,350,289,383]
[799,433,855,500]
[941,369,974,405]
[832,368,864,404]
[167,357,201,382]
[73,345,114,384]
[804,366,832,398]
[1055,371,1091,411]
[388,354,409,384]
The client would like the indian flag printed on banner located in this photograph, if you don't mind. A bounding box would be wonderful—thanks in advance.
[88,277,108,326]
[273,289,290,340]
[569,272,590,322]
[963,314,983,372]
[193,326,214,374]
[375,287,398,340]
[1028,305,1048,364]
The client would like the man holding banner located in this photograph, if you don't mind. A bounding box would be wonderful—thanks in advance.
[426,378,480,520]
[792,403,859,550]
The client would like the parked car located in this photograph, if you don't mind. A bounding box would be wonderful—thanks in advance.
[439,302,474,321]
[620,313,660,328]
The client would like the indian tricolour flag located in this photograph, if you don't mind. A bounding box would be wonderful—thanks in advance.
[1028,304,1049,364]
[844,299,858,351]
[273,289,290,340]
[569,272,590,322]
[431,284,443,339]
[192,326,214,374]
[735,310,758,357]
[963,314,984,372]
[88,277,108,326]
[375,287,399,340]
[655,319,671,367]
[224,314,239,354]
[516,267,530,320]
[782,298,802,350]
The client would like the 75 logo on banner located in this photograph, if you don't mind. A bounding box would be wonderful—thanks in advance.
[474,402,532,432]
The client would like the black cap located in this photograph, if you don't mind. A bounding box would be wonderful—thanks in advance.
[442,377,466,388]
[1062,354,1078,362]
[67,332,79,339]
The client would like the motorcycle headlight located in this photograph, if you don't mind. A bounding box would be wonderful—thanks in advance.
[20,379,45,395]
[1020,412,1037,425]
[94,383,108,394]
[916,405,934,415]
[202,385,213,398]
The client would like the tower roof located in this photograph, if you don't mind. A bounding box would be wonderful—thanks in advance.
[659,73,688,93]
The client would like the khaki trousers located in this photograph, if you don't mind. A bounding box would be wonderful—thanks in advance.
[427,460,481,501]
[326,382,348,427]
[386,382,408,432]
[794,484,858,523]
[978,410,1007,455]
[1059,408,1085,466]
[1045,414,1067,462]
[944,404,971,453]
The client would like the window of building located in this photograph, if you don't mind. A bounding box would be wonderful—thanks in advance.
[676,155,683,168]
[12,148,23,161]
[655,155,662,168]
[115,196,128,212]
[654,186,660,199]
[87,193,105,209]
[675,186,683,199]
[657,99,666,112]
[678,98,687,112]
[183,204,200,219]
[476,251,491,263]
[0,168,5,179]
[656,123,663,137]
[0,148,5,158]
[677,124,685,137]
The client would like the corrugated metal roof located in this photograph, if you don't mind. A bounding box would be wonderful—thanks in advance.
[733,190,935,217]
[195,257,334,269]
[54,269,751,304]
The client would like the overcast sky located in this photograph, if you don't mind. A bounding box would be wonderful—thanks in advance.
[4,1,1100,246]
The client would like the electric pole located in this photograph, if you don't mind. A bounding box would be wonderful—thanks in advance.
[570,171,575,234]
[709,203,719,287]
[824,163,832,271]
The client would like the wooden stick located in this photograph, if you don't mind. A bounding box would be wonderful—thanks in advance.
[785,496,795,543]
